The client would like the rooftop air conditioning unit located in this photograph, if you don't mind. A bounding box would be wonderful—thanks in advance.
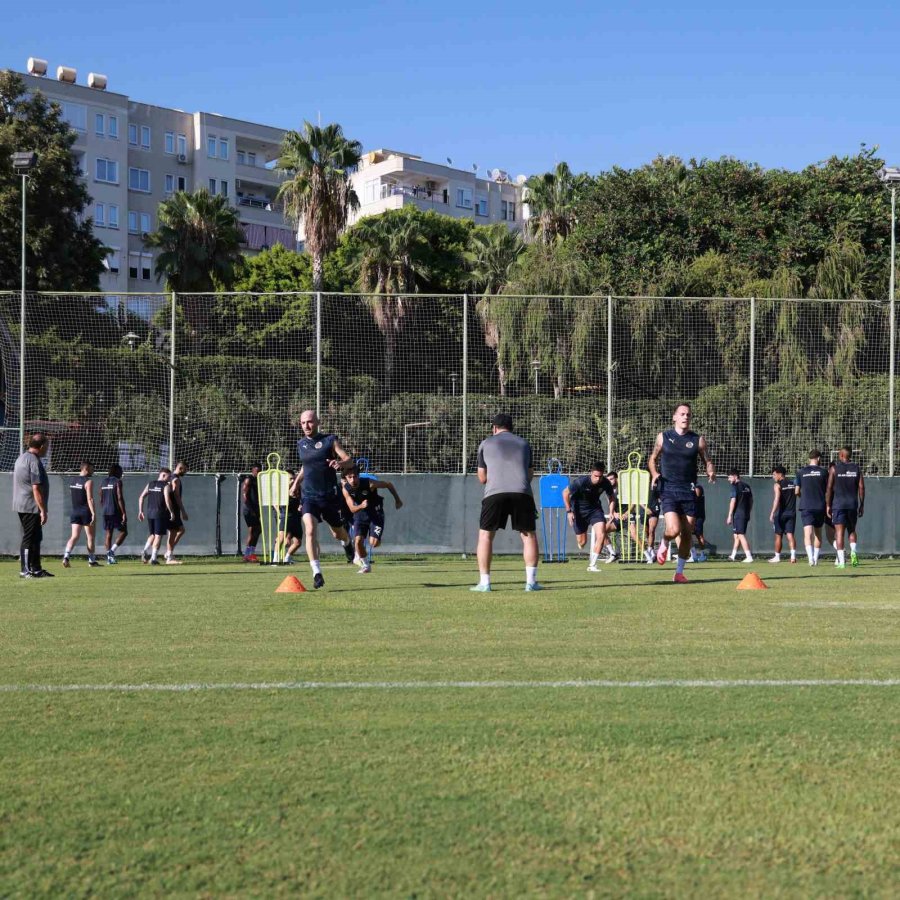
[56,66,76,83]
[87,72,108,90]
[27,57,48,77]
[177,153,187,164]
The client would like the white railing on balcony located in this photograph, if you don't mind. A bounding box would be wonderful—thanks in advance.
[376,183,448,205]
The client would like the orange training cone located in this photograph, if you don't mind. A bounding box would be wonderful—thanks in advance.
[737,572,768,590]
[276,575,307,593]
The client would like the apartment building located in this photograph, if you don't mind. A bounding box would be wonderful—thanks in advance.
[17,58,295,295]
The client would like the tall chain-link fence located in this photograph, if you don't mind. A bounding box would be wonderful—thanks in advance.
[0,291,896,475]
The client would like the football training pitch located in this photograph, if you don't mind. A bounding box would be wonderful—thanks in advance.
[2,555,899,897]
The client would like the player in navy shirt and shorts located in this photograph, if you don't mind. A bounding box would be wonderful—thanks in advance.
[137,468,175,566]
[826,446,865,568]
[768,465,797,563]
[563,462,617,572]
[62,460,99,568]
[795,450,828,565]
[341,465,403,573]
[726,469,754,562]
[100,463,128,565]
[648,402,716,583]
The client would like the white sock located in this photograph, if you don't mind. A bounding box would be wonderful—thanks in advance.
[165,550,172,560]
[525,566,538,585]
[813,546,820,562]
[589,551,598,566]
[832,541,838,551]
[837,548,845,564]
[110,543,118,553]
[63,550,71,558]
[772,552,780,561]
[284,554,292,563]
[790,549,796,559]
[850,541,857,553]
[806,544,814,562]
[144,538,153,552]
[311,560,322,575]
[150,547,158,561]
[479,573,491,587]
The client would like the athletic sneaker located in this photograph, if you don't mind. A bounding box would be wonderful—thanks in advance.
[313,572,325,589]
[603,552,619,564]
[353,555,364,567]
[587,564,600,572]
[790,557,797,564]
[656,543,668,566]
[19,570,33,579]
[745,556,754,563]
[358,565,371,574]
[469,583,491,592]
[672,573,688,584]
[524,582,545,591]
[850,552,860,567]
[32,569,55,578]
[697,552,708,562]
[62,557,71,568]
[106,554,117,565]
[768,556,781,563]
[88,559,100,567]
[165,558,183,566]
[244,554,259,563]
[141,549,150,564]
[343,543,354,563]
[835,561,846,569]
[149,559,160,566]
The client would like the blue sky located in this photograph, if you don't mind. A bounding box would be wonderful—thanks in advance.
[3,1,899,177]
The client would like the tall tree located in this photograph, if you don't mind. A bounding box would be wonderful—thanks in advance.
[277,121,362,292]
[0,70,106,291]
[525,161,578,244]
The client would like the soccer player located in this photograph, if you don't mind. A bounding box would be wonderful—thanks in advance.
[165,461,189,565]
[295,409,354,589]
[598,471,621,562]
[562,462,617,572]
[691,483,707,562]
[826,446,865,568]
[647,402,716,584]
[241,463,262,562]
[137,467,175,566]
[768,465,797,563]
[101,463,128,564]
[726,469,754,562]
[342,465,403,573]
[795,450,828,566]
[471,413,542,592]
[283,471,304,565]
[62,460,99,568]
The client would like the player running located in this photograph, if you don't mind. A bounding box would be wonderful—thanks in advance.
[795,450,828,566]
[647,402,716,584]
[294,410,354,589]
[62,460,98,568]
[826,446,865,569]
[768,465,797,563]
[137,467,175,566]
[165,461,189,565]
[563,462,617,572]
[341,465,403,573]
[100,463,128,564]
[726,469,754,562]
[241,463,262,562]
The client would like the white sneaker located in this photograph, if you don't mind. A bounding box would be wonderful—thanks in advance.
[768,555,780,563]
[357,565,371,574]
[745,555,754,563]
[587,564,600,572]
[728,555,737,562]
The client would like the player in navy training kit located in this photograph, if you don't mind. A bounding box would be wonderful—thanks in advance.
[726,469,754,562]
[137,467,175,566]
[691,483,707,562]
[165,461,189,565]
[292,409,353,589]
[62,460,98,567]
[795,450,828,565]
[826,446,865,568]
[563,462,617,572]
[241,463,262,562]
[648,402,716,583]
[101,463,128,564]
[341,465,403,573]
[768,465,797,563]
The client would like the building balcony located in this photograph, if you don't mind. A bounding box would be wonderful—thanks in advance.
[369,183,449,207]
[236,160,284,187]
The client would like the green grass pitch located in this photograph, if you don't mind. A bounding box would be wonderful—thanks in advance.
[2,554,899,897]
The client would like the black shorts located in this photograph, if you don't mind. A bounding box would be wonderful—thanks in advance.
[242,509,261,530]
[693,517,705,536]
[353,507,385,540]
[301,494,346,529]
[480,492,537,533]
[659,483,697,518]
[70,509,92,526]
[572,507,605,536]
[286,510,303,537]
[169,515,183,531]
[104,513,124,532]
[148,515,170,536]
[832,508,858,531]
[801,510,825,529]
[732,514,749,536]
[773,513,796,536]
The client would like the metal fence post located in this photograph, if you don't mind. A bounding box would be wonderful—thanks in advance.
[748,296,756,477]
[315,291,322,418]
[169,292,176,468]
[889,186,896,477]
[462,293,468,475]
[18,176,26,452]
[606,294,613,471]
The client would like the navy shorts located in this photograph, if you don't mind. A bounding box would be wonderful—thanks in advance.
[70,509,92,526]
[242,509,261,530]
[693,517,705,536]
[104,513,124,532]
[773,513,796,536]
[832,508,858,531]
[169,515,183,531]
[301,494,346,529]
[660,484,697,518]
[572,507,606,535]
[801,510,825,528]
[148,516,170,536]
[732,514,749,536]
[354,507,385,540]
[286,510,303,537]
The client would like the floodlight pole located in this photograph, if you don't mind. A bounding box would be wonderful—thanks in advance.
[19,172,26,451]
[749,296,756,477]
[890,186,896,476]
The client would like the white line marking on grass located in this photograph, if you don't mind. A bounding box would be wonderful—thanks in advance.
[779,602,900,609]
[1,679,899,694]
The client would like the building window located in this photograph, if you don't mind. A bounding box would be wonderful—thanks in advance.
[128,252,152,281]
[128,211,138,233]
[128,167,151,192]
[95,113,104,136]
[60,101,87,132]
[248,151,256,167]
[219,139,229,160]
[140,126,151,150]
[108,116,118,139]
[177,133,187,156]
[108,205,119,229]
[207,135,217,158]
[237,150,245,165]
[364,179,378,204]
[177,175,187,191]
[95,158,119,184]
[95,202,105,227]
[165,131,175,154]
[475,196,488,217]
[208,177,217,193]
[501,200,516,222]
[128,123,138,146]
[165,174,175,194]
[456,188,473,209]
[220,180,228,198]
[140,212,151,234]
[105,248,120,274]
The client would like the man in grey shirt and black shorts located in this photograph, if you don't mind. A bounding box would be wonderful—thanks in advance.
[472,413,543,592]
[13,432,54,578]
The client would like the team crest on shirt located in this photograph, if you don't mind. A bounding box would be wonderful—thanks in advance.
[685,441,694,448]
[315,441,323,449]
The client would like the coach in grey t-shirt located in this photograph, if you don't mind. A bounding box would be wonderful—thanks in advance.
[471,414,542,592]
[13,433,52,577]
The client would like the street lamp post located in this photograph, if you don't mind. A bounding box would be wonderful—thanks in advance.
[878,165,900,476]
[12,151,38,452]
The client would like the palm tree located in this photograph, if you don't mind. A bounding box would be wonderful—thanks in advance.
[277,121,362,292]
[525,161,577,244]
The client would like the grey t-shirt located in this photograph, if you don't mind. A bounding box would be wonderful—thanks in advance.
[13,450,49,514]
[476,431,533,498]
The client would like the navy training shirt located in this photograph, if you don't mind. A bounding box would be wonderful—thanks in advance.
[660,429,701,488]
[730,480,753,516]
[345,479,383,511]
[568,475,615,516]
[145,479,169,518]
[777,478,796,515]
[100,476,120,516]
[832,461,862,511]
[297,433,340,499]
[242,473,259,512]
[796,465,828,511]
[70,474,90,513]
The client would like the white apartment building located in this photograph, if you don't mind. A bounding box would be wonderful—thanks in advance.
[17,58,295,295]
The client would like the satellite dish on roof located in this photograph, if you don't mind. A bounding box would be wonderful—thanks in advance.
[488,168,502,181]
[516,174,527,185]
